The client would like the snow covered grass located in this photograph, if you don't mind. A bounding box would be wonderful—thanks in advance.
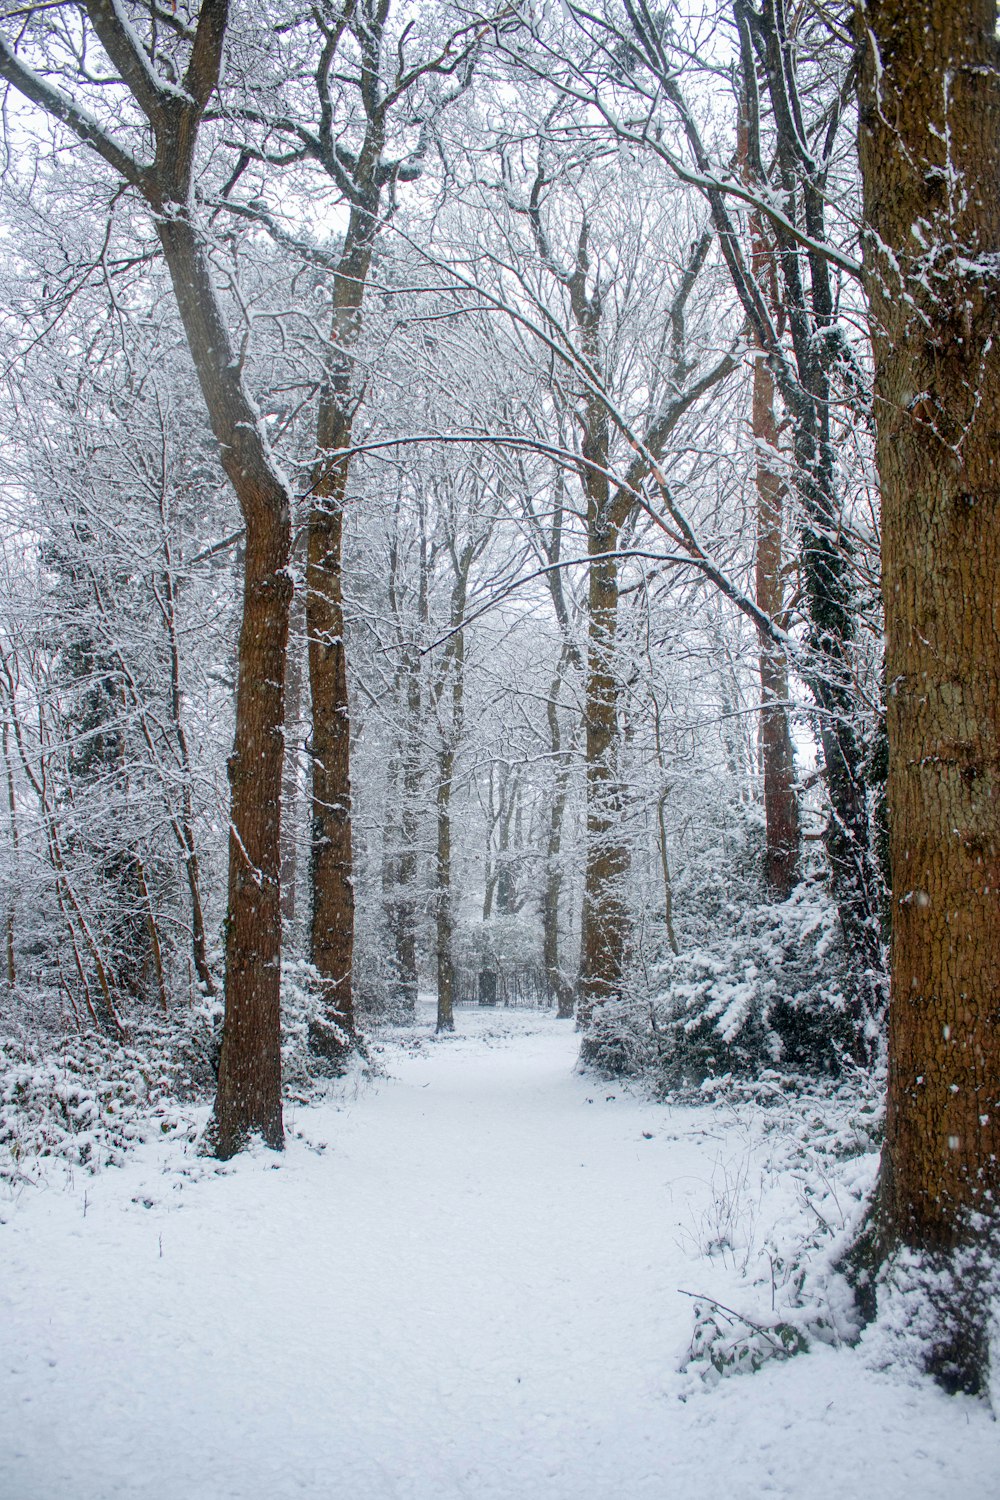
[1,1001,997,1499]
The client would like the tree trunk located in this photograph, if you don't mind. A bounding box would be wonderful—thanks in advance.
[157,215,292,1157]
[544,648,576,1018]
[579,508,629,1024]
[281,579,305,935]
[2,720,16,989]
[307,431,356,1053]
[576,293,628,1024]
[858,0,1000,1393]
[435,740,456,1033]
[753,357,800,898]
[432,543,472,1034]
[306,217,376,1056]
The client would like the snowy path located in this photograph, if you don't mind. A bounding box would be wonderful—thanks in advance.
[1,1004,996,1500]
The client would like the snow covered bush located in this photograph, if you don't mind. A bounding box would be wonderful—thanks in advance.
[0,966,381,1180]
[584,881,860,1088]
[679,1076,883,1389]
[280,959,371,1092]
[0,1023,211,1179]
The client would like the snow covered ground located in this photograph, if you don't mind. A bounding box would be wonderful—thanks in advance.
[1,1002,996,1500]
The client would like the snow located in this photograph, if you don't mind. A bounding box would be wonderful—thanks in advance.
[1,1003,997,1500]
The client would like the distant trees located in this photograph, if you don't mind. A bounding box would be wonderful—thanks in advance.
[521,0,886,1042]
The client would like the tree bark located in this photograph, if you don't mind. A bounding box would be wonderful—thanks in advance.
[579,496,629,1024]
[753,357,800,898]
[281,578,305,935]
[432,545,472,1034]
[435,738,456,1033]
[307,321,360,1053]
[858,0,1000,1393]
[156,214,291,1156]
[573,245,630,1026]
[390,661,423,1016]
[543,646,576,1018]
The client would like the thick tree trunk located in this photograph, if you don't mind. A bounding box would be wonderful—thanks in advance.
[157,215,292,1157]
[753,357,800,898]
[858,0,1000,1393]
[577,299,629,1025]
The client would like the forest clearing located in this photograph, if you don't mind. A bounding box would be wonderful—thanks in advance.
[3,1003,997,1500]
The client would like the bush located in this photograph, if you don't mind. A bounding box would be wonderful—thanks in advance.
[583,881,859,1088]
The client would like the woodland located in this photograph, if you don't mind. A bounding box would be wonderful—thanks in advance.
[0,1,999,1492]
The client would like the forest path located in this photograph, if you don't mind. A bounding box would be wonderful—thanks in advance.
[1,1001,995,1499]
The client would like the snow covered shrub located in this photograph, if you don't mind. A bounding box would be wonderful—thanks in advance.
[683,1295,809,1385]
[584,881,858,1087]
[280,958,356,1093]
[354,943,417,1026]
[679,1077,882,1390]
[0,1027,207,1179]
[861,1242,1000,1396]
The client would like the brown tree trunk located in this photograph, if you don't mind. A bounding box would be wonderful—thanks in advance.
[281,579,305,935]
[544,647,576,1018]
[753,357,800,898]
[435,740,456,1033]
[432,548,472,1034]
[306,217,376,1056]
[157,215,292,1157]
[2,720,16,989]
[579,504,629,1024]
[574,280,629,1025]
[858,0,1000,1393]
